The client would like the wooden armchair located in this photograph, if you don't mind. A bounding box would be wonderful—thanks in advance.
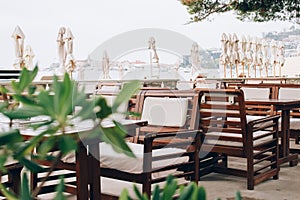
[134,89,220,178]
[197,89,280,190]
[100,130,201,199]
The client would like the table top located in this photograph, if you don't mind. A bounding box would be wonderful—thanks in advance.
[245,98,300,110]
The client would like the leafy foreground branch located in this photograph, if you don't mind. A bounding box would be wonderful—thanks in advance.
[0,66,140,199]
[119,175,242,200]
[180,0,299,23]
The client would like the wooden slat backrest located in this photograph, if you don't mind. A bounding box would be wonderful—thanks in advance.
[197,89,247,144]
[135,89,199,130]
[238,84,275,116]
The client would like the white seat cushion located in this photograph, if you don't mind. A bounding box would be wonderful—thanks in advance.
[278,88,300,100]
[204,131,273,147]
[141,97,188,127]
[278,117,300,131]
[62,142,188,178]
[241,88,270,99]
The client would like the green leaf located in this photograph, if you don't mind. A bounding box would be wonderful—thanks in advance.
[100,124,134,157]
[0,182,18,200]
[235,191,242,200]
[54,177,66,200]
[37,136,57,159]
[19,157,45,173]
[152,185,160,200]
[20,173,33,200]
[133,184,143,200]
[197,186,206,200]
[0,129,23,146]
[119,189,133,200]
[178,183,195,200]
[162,176,177,200]
[94,96,112,119]
[59,135,78,155]
[2,106,45,120]
[112,80,140,112]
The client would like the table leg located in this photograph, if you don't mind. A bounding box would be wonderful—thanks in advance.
[279,110,298,166]
[76,142,89,200]
[88,143,101,199]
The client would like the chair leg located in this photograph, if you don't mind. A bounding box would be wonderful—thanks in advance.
[8,165,23,195]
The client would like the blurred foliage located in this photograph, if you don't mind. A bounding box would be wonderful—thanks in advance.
[180,0,299,23]
[0,66,140,199]
[119,175,242,200]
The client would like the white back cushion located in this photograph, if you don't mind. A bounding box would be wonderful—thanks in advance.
[279,88,300,100]
[141,97,188,127]
[241,88,269,99]
[103,95,128,121]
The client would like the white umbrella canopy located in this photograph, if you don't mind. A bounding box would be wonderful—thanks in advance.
[102,50,111,79]
[190,42,201,79]
[57,27,66,72]
[65,28,76,76]
[65,28,74,54]
[11,25,25,69]
[24,45,35,69]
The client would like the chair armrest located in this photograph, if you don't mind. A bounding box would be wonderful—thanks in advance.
[247,115,280,128]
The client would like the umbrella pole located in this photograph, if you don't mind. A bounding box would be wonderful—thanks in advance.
[235,62,239,77]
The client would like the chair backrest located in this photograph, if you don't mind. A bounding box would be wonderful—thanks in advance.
[241,87,270,100]
[141,97,188,127]
[278,87,300,100]
[197,89,247,145]
[136,89,199,130]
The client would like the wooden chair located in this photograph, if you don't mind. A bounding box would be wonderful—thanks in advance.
[100,130,200,199]
[134,89,219,178]
[197,89,280,190]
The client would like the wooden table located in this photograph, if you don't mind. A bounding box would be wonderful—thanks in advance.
[246,99,300,166]
[21,119,147,200]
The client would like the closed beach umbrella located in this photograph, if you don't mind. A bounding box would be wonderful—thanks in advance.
[11,25,25,68]
[57,27,66,72]
[65,28,76,78]
[102,50,111,79]
[65,28,74,54]
[220,33,229,77]
[190,42,201,79]
[24,45,34,69]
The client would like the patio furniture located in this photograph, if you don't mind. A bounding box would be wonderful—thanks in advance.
[134,89,219,178]
[197,89,280,190]
[100,130,200,199]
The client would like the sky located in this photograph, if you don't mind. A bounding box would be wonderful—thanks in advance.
[0,0,294,69]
